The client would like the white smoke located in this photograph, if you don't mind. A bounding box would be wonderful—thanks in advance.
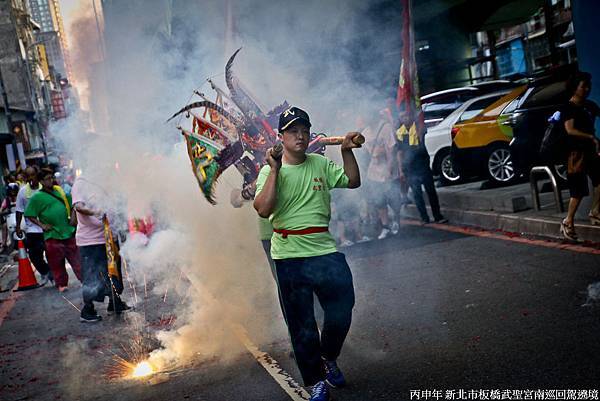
[54,0,399,374]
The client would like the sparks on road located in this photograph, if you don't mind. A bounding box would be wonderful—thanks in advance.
[131,361,155,378]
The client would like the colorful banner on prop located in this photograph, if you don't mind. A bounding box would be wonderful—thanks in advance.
[192,114,231,147]
[184,132,223,205]
[395,0,424,147]
[103,215,120,280]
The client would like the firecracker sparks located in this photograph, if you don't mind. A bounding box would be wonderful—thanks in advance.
[105,333,161,381]
[131,361,155,378]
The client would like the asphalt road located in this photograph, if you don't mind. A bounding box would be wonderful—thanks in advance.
[1,224,599,401]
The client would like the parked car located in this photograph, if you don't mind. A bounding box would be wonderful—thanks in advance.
[505,80,570,179]
[421,80,520,128]
[469,80,522,93]
[425,90,512,185]
[450,85,528,184]
[422,87,479,128]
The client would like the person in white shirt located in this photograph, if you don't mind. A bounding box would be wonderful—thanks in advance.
[15,166,51,285]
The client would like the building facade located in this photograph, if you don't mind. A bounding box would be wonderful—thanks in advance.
[26,0,70,80]
[0,0,65,173]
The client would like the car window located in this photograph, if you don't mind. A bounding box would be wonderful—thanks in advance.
[521,81,568,108]
[422,89,480,121]
[501,87,529,114]
[422,101,462,112]
[458,95,505,122]
[423,100,463,121]
[480,86,527,117]
[502,98,519,115]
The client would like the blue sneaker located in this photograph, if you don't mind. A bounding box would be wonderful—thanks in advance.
[323,359,346,388]
[309,381,330,401]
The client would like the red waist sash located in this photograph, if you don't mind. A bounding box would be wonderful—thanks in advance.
[273,226,329,239]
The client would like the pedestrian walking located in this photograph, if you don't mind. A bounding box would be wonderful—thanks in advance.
[72,176,130,322]
[331,190,362,247]
[15,166,52,285]
[396,113,447,224]
[0,183,19,253]
[24,167,82,292]
[254,106,361,401]
[365,112,403,239]
[15,172,26,187]
[560,71,600,240]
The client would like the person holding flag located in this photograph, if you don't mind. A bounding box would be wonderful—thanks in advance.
[72,175,130,322]
[394,0,447,225]
[396,111,447,224]
[254,106,361,401]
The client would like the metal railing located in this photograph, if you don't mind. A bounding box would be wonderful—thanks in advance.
[530,166,564,213]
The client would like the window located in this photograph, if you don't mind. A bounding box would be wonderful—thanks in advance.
[501,98,521,115]
[458,95,505,122]
[521,81,568,108]
[423,94,466,121]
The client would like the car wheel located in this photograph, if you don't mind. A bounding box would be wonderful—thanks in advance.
[435,150,461,185]
[486,144,515,184]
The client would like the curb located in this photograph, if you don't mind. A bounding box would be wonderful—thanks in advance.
[403,205,600,243]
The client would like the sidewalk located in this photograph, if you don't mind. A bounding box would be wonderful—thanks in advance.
[403,180,600,243]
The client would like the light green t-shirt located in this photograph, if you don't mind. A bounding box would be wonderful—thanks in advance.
[255,153,349,259]
[24,190,75,241]
[257,217,273,241]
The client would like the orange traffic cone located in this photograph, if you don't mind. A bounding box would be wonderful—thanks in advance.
[14,235,41,291]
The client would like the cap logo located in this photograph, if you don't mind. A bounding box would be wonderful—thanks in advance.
[283,108,295,118]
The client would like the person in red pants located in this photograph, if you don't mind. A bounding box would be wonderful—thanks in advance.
[24,167,82,292]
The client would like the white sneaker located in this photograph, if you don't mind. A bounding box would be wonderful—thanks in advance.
[391,221,400,234]
[356,236,372,243]
[377,228,391,240]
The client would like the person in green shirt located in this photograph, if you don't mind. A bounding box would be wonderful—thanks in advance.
[254,106,361,401]
[24,167,82,292]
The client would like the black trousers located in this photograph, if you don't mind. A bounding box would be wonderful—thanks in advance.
[24,232,50,276]
[407,165,443,223]
[260,240,276,280]
[80,244,111,306]
[274,252,355,386]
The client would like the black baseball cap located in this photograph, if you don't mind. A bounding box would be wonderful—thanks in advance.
[278,106,312,132]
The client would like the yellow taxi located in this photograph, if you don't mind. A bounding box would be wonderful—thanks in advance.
[450,85,528,184]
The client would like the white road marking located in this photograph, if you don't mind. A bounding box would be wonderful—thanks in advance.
[231,322,309,401]
[186,276,309,400]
